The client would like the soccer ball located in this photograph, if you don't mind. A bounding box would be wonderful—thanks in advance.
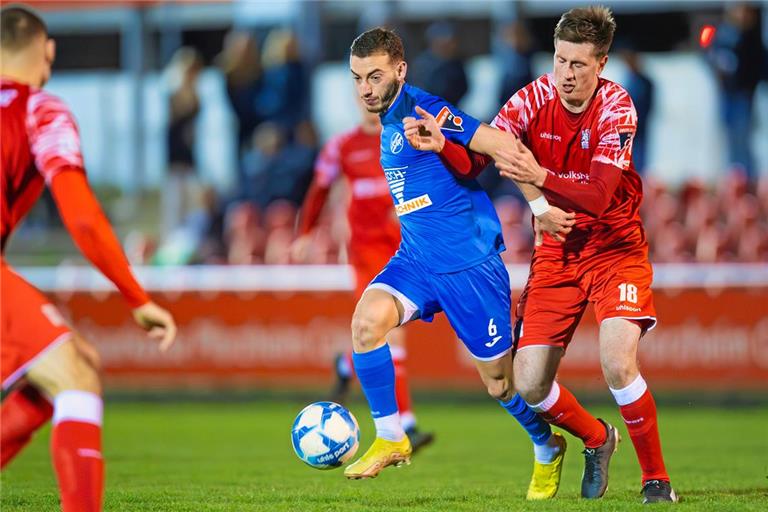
[291,401,360,469]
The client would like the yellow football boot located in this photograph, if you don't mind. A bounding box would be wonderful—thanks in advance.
[526,432,567,500]
[344,436,412,479]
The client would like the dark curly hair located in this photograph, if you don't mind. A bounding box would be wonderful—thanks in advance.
[350,27,405,63]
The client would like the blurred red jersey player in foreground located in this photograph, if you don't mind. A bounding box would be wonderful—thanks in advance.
[1,5,177,511]
[292,103,434,452]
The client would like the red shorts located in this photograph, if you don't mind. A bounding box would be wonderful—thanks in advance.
[515,239,656,351]
[349,241,399,298]
[1,261,71,390]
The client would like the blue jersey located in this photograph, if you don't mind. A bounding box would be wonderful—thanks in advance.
[379,83,504,273]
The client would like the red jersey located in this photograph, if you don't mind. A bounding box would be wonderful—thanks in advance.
[1,79,148,307]
[306,126,400,249]
[492,74,645,260]
[1,79,84,249]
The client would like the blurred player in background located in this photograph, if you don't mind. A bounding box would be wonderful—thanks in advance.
[405,5,676,503]
[342,28,576,499]
[1,6,177,511]
[291,100,434,452]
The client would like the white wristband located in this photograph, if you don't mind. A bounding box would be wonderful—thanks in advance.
[528,195,551,216]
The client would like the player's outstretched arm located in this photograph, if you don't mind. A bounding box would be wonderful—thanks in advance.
[403,106,490,179]
[469,125,575,243]
[292,181,331,262]
[497,140,621,218]
[468,125,546,201]
[49,170,177,351]
[292,132,344,261]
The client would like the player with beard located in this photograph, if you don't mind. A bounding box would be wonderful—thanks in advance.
[292,101,434,453]
[342,28,576,501]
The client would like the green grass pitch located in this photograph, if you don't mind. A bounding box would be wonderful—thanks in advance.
[2,401,766,511]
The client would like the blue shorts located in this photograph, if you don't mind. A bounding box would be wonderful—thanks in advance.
[368,250,512,361]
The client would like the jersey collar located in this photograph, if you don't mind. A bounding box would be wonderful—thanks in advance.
[380,82,408,122]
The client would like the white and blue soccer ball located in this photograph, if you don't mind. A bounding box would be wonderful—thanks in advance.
[291,401,360,469]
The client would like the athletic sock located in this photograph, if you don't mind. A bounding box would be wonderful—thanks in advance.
[532,435,563,464]
[352,344,404,441]
[529,381,607,449]
[499,394,557,462]
[390,345,416,431]
[1,385,53,468]
[610,375,670,483]
[51,390,104,512]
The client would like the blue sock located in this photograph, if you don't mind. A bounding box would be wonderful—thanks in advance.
[500,394,552,445]
[352,344,398,419]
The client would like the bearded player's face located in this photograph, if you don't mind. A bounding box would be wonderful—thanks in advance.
[553,39,607,110]
[350,52,406,114]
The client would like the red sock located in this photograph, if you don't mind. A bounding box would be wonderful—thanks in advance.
[1,385,54,468]
[51,391,104,512]
[534,382,607,448]
[391,346,414,429]
[618,389,669,483]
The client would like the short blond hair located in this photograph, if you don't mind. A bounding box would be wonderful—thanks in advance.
[554,5,616,57]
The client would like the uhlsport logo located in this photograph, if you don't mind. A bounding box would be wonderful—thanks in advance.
[390,131,404,154]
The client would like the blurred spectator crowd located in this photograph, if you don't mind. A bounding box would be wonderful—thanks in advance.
[16,6,767,268]
[162,28,316,239]
[127,172,768,266]
[140,9,767,267]
[641,174,768,263]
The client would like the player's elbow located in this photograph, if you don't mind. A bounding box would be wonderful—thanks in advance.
[64,211,101,243]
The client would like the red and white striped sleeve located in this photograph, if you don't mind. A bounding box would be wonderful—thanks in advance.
[25,90,85,183]
[592,83,637,171]
[26,90,150,308]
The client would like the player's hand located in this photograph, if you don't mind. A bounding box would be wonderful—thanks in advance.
[132,301,177,352]
[534,206,575,245]
[290,234,312,263]
[495,139,547,187]
[403,106,445,152]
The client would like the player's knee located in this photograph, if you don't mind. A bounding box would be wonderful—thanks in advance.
[55,337,101,394]
[27,336,101,397]
[486,377,514,402]
[515,379,552,405]
[350,310,387,351]
[601,358,638,389]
